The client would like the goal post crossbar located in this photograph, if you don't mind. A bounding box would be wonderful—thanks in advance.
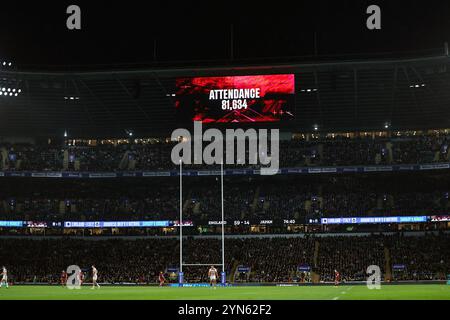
[182,264,224,267]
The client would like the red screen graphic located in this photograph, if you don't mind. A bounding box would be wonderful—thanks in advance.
[175,74,295,123]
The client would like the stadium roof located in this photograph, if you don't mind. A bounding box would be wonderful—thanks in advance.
[1,54,450,138]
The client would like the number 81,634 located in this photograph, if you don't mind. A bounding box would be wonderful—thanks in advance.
[221,99,248,110]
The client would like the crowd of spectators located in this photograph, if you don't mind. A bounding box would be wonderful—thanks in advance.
[232,237,315,282]
[0,233,447,284]
[0,133,448,285]
[321,137,387,166]
[316,235,386,281]
[0,143,63,171]
[0,132,448,172]
[0,179,180,221]
[0,173,448,221]
[388,233,450,280]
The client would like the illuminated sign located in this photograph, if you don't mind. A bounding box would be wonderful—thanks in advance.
[176,74,295,123]
[0,221,23,227]
[233,220,250,226]
[320,216,428,225]
[429,215,450,222]
[64,221,172,228]
[237,267,251,273]
[392,264,406,270]
[171,220,194,227]
[298,266,311,272]
[26,221,48,228]
[208,221,227,225]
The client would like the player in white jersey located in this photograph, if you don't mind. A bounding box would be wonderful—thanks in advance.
[91,265,100,289]
[208,266,218,288]
[1,266,9,288]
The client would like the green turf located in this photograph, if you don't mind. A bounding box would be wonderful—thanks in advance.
[0,284,449,300]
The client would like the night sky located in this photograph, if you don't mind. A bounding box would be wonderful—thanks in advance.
[0,1,450,67]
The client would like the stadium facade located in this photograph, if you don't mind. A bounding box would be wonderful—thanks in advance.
[0,54,449,287]
[1,54,450,137]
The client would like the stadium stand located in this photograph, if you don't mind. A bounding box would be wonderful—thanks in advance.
[0,233,447,284]
[0,54,449,288]
[0,132,449,171]
[0,172,448,222]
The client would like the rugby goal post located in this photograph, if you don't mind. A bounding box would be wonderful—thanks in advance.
[178,161,226,285]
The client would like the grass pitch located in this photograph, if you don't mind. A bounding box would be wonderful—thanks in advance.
[0,284,448,300]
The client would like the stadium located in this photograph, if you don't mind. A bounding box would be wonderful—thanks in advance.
[0,2,449,303]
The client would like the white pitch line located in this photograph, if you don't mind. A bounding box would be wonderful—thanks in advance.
[332,297,339,300]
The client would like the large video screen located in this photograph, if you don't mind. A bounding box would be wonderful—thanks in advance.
[175,74,295,123]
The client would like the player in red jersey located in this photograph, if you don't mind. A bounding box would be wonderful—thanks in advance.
[334,269,341,286]
[159,272,166,287]
[60,270,68,286]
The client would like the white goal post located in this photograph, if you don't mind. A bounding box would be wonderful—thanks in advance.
[178,161,225,284]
